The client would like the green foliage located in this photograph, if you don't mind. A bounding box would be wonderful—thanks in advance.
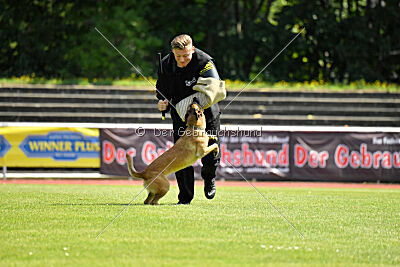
[1,0,399,83]
[0,0,160,79]
[272,0,400,83]
[0,184,399,265]
[63,1,160,79]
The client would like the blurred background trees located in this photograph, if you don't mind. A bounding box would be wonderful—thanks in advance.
[1,0,399,83]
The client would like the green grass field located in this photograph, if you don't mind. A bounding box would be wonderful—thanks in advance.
[0,183,399,266]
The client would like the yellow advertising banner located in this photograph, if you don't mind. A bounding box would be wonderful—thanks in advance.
[0,127,99,167]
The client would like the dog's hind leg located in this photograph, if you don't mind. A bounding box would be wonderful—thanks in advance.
[150,186,169,205]
[144,192,155,205]
[150,191,167,205]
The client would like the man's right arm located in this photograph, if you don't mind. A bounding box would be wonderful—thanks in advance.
[156,67,171,112]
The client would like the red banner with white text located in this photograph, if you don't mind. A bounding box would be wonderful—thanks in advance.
[100,128,400,182]
[291,132,400,181]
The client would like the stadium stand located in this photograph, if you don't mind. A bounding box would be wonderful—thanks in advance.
[1,84,399,126]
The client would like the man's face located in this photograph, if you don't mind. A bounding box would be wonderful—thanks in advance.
[172,45,195,68]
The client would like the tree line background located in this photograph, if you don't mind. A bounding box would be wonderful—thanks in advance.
[1,0,399,83]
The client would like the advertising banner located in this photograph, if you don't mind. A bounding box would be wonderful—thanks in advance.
[292,132,400,181]
[101,128,176,177]
[100,127,291,180]
[100,127,400,182]
[218,130,290,180]
[0,127,100,167]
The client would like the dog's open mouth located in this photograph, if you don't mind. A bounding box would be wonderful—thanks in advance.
[184,97,204,123]
[185,106,198,121]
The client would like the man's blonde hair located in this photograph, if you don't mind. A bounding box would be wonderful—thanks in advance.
[171,34,193,50]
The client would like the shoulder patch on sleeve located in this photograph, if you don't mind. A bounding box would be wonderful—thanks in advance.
[199,61,213,75]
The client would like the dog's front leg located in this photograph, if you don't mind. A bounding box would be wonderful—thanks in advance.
[208,135,218,141]
[201,143,219,158]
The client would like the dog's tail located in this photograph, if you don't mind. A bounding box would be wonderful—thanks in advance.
[126,154,143,179]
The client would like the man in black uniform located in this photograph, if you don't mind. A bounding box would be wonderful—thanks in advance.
[156,34,221,204]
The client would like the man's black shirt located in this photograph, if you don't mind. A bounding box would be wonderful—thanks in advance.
[156,48,221,122]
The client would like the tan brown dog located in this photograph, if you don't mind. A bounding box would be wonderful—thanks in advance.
[126,100,219,205]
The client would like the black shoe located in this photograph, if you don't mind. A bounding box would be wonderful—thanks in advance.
[204,178,216,199]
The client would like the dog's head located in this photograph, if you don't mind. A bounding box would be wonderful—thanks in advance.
[185,97,205,127]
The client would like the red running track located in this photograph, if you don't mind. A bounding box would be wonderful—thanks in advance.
[1,179,399,189]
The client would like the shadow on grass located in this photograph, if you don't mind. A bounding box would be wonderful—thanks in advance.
[50,202,178,206]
